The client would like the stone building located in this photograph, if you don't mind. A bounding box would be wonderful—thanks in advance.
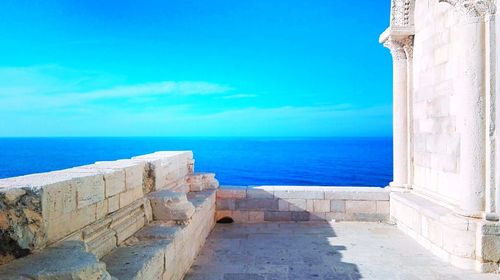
[0,1,499,278]
[380,0,500,272]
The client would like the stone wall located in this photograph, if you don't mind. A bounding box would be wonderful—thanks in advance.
[216,186,390,223]
[381,0,500,273]
[0,151,192,263]
[412,0,461,207]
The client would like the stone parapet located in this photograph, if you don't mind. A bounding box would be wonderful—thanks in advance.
[0,151,194,266]
[132,151,193,193]
[0,151,219,279]
[216,186,390,223]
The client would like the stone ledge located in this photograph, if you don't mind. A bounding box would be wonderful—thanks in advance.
[391,192,500,273]
[102,189,216,280]
[0,241,111,279]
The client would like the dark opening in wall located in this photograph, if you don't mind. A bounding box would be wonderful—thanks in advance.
[216,217,234,224]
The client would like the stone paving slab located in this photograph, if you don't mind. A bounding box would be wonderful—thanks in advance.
[185,222,499,280]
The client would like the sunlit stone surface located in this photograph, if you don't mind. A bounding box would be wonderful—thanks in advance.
[186,222,498,280]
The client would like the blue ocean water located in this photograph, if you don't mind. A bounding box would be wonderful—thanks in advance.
[0,138,392,187]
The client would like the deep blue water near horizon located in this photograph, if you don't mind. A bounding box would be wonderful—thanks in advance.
[0,137,392,187]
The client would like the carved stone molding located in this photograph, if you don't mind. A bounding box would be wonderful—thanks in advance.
[439,0,496,18]
[391,0,415,27]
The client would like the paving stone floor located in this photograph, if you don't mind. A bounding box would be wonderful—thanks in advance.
[184,222,499,280]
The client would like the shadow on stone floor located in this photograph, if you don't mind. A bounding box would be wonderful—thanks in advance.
[184,222,361,280]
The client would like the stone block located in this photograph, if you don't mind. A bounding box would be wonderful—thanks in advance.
[91,160,146,192]
[86,229,117,259]
[376,201,390,214]
[95,199,108,220]
[264,211,291,222]
[132,151,192,191]
[0,241,110,279]
[82,217,112,240]
[66,165,126,200]
[47,204,97,243]
[291,212,310,221]
[274,189,324,200]
[306,199,314,212]
[217,188,247,199]
[231,211,249,223]
[108,195,120,213]
[217,198,236,210]
[103,240,167,280]
[163,240,177,280]
[135,224,180,241]
[248,211,265,223]
[278,199,289,211]
[313,200,330,213]
[428,219,444,247]
[74,174,105,209]
[42,181,76,219]
[247,188,274,199]
[236,199,278,211]
[123,163,146,191]
[442,227,476,258]
[352,213,387,222]
[346,201,376,214]
[103,169,126,197]
[330,200,346,213]
[479,234,500,262]
[119,187,144,209]
[309,212,326,221]
[187,172,219,192]
[148,190,195,223]
[287,199,307,211]
[323,187,389,201]
[113,211,145,244]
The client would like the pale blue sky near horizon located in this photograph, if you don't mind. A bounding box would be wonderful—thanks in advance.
[0,0,393,137]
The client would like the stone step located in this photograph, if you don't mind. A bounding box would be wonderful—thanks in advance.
[102,239,172,280]
[102,190,216,280]
[0,241,111,280]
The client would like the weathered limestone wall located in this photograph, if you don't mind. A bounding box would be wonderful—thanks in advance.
[216,186,389,223]
[412,1,462,207]
[0,151,219,280]
[0,151,192,263]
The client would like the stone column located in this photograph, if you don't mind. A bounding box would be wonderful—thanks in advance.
[403,36,414,187]
[384,38,409,189]
[439,0,496,217]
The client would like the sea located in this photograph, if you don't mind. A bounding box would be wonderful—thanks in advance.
[0,137,392,187]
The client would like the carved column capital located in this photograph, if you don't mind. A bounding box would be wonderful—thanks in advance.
[400,36,414,60]
[439,0,496,18]
[383,36,414,61]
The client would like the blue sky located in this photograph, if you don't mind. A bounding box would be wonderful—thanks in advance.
[0,0,392,137]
